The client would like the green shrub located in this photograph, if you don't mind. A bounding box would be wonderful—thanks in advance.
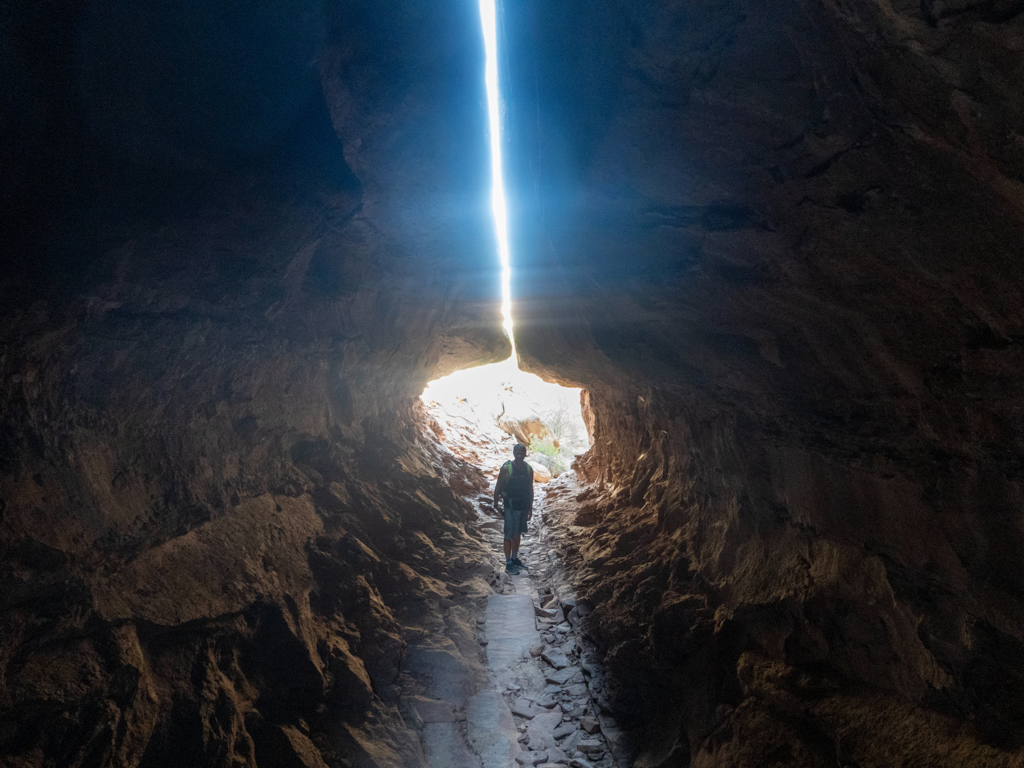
[529,436,571,476]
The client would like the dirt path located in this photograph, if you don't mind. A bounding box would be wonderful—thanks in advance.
[395,475,626,768]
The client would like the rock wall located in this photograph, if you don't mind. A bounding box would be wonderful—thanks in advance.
[5,0,1024,765]
[0,2,508,766]
[505,1,1024,765]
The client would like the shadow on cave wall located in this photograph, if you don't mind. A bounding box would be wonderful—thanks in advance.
[501,0,1024,765]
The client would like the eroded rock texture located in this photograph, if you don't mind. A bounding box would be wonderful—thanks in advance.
[5,0,1024,765]
[1,2,507,766]
[506,1,1024,765]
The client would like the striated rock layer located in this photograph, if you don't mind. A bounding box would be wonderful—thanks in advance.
[505,1,1024,765]
[0,2,508,766]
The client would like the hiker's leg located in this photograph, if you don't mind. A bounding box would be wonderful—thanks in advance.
[511,536,521,554]
[502,504,517,557]
[512,509,528,560]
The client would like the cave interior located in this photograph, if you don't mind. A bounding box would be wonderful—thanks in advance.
[2,1,1024,767]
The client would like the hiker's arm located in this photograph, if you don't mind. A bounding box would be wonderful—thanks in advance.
[493,466,508,507]
[528,470,535,513]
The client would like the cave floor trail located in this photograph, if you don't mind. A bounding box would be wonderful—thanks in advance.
[398,476,626,768]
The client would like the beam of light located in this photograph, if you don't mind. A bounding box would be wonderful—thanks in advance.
[479,0,515,353]
[420,2,591,457]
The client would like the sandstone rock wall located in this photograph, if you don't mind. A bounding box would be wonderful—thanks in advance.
[0,2,508,766]
[5,0,1024,765]
[505,1,1024,764]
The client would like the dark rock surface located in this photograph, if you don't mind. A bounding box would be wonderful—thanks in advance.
[0,2,507,766]
[506,1,1024,765]
[3,0,1024,766]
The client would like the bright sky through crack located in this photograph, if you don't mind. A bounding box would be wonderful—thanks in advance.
[479,0,515,350]
[418,0,589,461]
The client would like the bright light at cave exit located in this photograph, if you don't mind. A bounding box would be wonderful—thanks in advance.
[480,0,514,344]
[418,0,590,467]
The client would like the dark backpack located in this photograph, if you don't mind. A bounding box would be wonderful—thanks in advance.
[502,460,533,508]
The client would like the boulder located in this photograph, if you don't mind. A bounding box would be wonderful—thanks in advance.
[496,403,548,445]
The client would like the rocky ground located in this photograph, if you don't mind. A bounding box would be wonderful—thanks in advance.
[397,385,623,768]
[396,468,626,768]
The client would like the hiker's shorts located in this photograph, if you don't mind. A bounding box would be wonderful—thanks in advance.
[503,504,529,540]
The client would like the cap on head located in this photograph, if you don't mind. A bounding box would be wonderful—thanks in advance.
[513,443,527,458]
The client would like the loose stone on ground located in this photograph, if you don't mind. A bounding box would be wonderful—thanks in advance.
[403,465,618,768]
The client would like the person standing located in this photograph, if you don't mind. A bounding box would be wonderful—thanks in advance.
[493,443,534,574]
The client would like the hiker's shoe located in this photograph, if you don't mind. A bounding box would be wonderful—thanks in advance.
[505,559,519,575]
[511,555,526,569]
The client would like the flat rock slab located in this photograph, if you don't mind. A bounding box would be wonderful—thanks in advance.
[529,712,563,734]
[507,573,539,600]
[533,694,557,709]
[552,722,577,740]
[485,594,540,677]
[541,648,569,670]
[422,723,480,768]
[560,730,586,753]
[511,697,540,719]
[525,711,563,750]
[468,691,521,768]
[544,668,574,685]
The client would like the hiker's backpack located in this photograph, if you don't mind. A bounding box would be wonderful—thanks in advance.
[502,461,533,509]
